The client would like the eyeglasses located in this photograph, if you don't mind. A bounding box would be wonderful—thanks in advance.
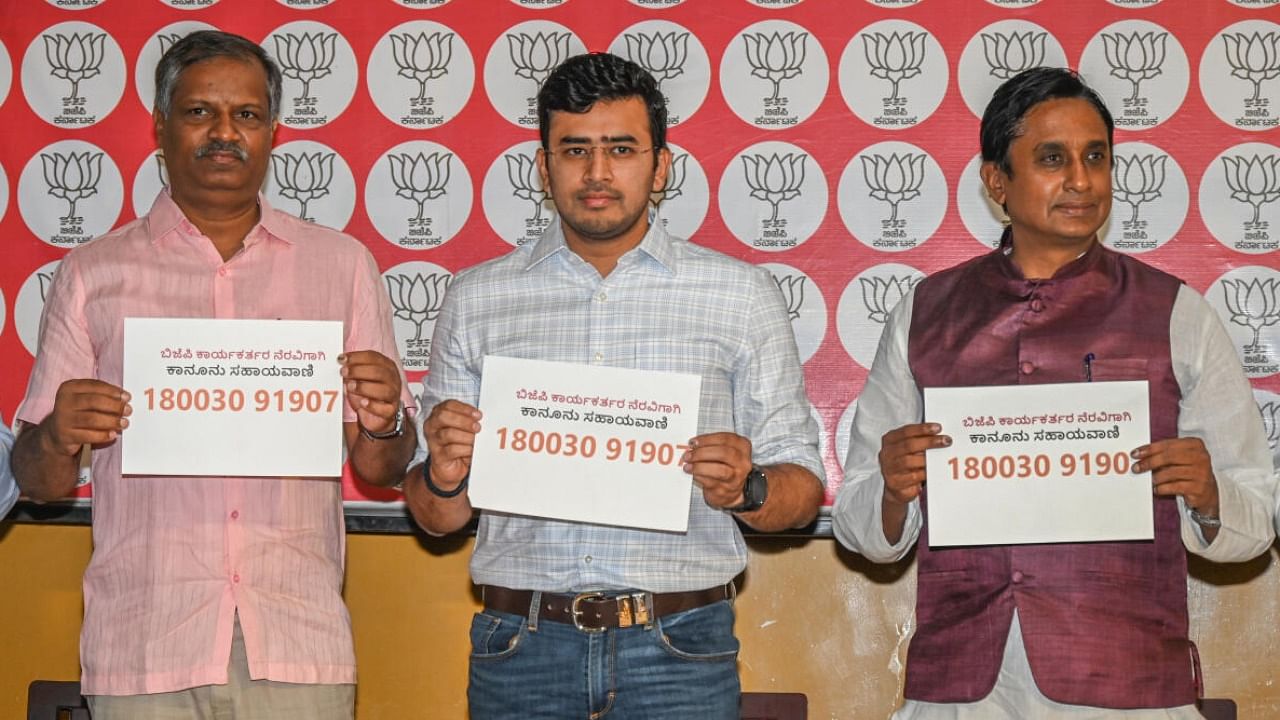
[551,144,656,167]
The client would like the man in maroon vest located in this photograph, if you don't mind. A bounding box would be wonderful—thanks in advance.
[833,67,1277,717]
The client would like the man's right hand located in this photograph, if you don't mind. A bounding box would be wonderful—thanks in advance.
[423,399,481,491]
[42,379,131,456]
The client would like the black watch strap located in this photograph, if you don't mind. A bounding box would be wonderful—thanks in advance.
[726,465,768,514]
[422,456,469,498]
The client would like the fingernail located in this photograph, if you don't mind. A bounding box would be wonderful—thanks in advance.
[687,438,698,448]
[337,354,347,362]
[121,391,132,402]
[928,423,941,432]
[683,463,693,473]
[941,436,952,446]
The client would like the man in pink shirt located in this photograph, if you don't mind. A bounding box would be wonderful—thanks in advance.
[12,31,414,719]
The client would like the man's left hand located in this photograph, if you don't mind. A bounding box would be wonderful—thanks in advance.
[683,432,753,509]
[340,350,402,435]
[1133,437,1219,516]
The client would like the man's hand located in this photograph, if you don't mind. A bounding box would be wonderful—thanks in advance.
[682,432,753,509]
[340,351,402,435]
[43,379,131,456]
[879,423,950,506]
[423,399,481,490]
[1133,437,1219,516]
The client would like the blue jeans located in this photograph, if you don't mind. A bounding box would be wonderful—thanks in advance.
[467,596,741,719]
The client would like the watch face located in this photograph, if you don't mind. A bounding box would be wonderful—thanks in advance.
[745,467,768,509]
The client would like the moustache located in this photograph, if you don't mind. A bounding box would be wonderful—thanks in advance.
[195,141,249,161]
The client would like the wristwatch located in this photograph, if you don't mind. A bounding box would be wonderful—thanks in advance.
[726,466,768,514]
[1187,506,1222,529]
[359,403,404,440]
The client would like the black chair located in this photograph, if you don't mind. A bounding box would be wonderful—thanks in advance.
[1198,698,1237,720]
[741,692,806,720]
[27,680,90,720]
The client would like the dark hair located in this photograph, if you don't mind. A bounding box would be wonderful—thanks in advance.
[980,67,1113,175]
[154,30,282,120]
[537,52,667,152]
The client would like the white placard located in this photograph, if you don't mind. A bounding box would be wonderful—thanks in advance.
[924,381,1152,547]
[469,356,702,532]
[122,318,344,477]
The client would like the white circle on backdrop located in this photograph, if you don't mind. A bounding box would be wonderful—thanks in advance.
[510,0,568,7]
[1078,20,1189,130]
[985,0,1041,6]
[368,20,475,130]
[1199,20,1280,133]
[628,0,686,6]
[1199,142,1280,255]
[1102,142,1187,254]
[840,20,947,131]
[651,142,709,242]
[22,21,125,129]
[130,150,169,220]
[275,0,333,8]
[16,261,61,357]
[1106,0,1161,7]
[836,263,924,370]
[760,263,827,364]
[265,140,355,231]
[0,287,5,341]
[134,22,219,112]
[1253,389,1280,467]
[956,154,1006,250]
[839,141,947,253]
[958,20,1068,119]
[609,20,710,127]
[1227,0,1277,7]
[264,21,357,129]
[719,140,828,252]
[835,398,860,476]
[44,0,103,7]
[383,261,454,373]
[0,163,8,224]
[485,21,586,128]
[366,140,473,250]
[394,0,454,6]
[720,20,829,130]
[749,0,807,7]
[1206,266,1280,378]
[159,0,219,8]
[19,140,123,249]
[482,140,552,248]
[0,39,12,107]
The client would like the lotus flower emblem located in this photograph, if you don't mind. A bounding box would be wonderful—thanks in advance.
[743,32,808,101]
[391,32,455,101]
[862,153,926,223]
[624,31,689,83]
[504,153,547,222]
[1222,32,1280,104]
[274,32,338,101]
[386,272,451,342]
[774,274,807,321]
[157,33,182,56]
[508,32,571,87]
[1102,32,1167,103]
[1222,277,1280,352]
[389,152,453,222]
[861,275,920,324]
[1112,154,1167,226]
[862,31,927,100]
[271,152,335,220]
[981,31,1046,80]
[742,153,807,223]
[1258,400,1280,452]
[38,272,55,302]
[41,151,104,220]
[43,32,107,101]
[1222,155,1280,229]
[651,152,688,208]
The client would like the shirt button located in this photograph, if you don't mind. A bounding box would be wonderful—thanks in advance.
[232,573,241,584]
[596,292,607,302]
[230,510,239,520]
[218,267,228,277]
[1029,298,1044,312]
[593,352,603,362]
[1019,361,1034,375]
[1012,571,1024,584]
[584,555,593,564]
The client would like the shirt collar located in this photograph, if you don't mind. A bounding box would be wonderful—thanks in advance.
[524,209,679,276]
[146,189,294,248]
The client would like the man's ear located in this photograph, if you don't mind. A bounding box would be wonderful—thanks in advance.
[153,108,166,144]
[536,146,550,192]
[980,161,1007,207]
[651,147,672,194]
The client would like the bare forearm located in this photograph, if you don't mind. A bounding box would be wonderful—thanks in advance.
[880,495,909,545]
[347,423,417,487]
[12,422,81,502]
[736,463,823,531]
[403,462,474,535]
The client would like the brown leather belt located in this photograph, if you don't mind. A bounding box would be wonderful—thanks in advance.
[481,584,734,633]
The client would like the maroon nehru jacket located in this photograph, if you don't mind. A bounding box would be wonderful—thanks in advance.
[905,238,1194,709]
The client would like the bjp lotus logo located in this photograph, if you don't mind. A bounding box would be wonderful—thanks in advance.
[274,32,338,101]
[157,33,182,56]
[861,275,920,324]
[43,32,107,101]
[743,32,808,101]
[861,153,926,223]
[1258,400,1280,451]
[38,272,55,302]
[1222,277,1280,352]
[41,151,104,220]
[742,153,807,223]
[1112,154,1167,226]
[504,153,547,221]
[390,32,454,101]
[861,31,926,100]
[1222,32,1280,105]
[508,32,571,87]
[1222,154,1280,229]
[981,31,1046,80]
[624,31,689,83]
[271,152,335,220]
[386,272,451,342]
[651,152,688,208]
[389,152,453,221]
[1102,32,1167,103]
[774,274,807,321]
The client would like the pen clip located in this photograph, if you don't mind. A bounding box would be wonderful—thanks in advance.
[1082,352,1095,382]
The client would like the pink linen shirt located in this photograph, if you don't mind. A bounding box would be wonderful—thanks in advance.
[17,191,410,696]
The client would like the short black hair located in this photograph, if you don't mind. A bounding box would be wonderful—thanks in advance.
[155,30,282,120]
[980,67,1113,175]
[537,52,667,152]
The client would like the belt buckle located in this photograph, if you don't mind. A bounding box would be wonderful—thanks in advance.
[570,592,607,633]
